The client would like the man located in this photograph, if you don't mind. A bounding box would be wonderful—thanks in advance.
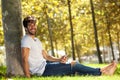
[21,16,117,78]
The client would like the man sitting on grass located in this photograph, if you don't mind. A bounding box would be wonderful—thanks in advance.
[21,16,117,78]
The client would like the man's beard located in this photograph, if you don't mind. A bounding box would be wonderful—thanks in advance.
[27,30,36,35]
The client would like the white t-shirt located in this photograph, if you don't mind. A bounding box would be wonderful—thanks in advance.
[21,35,46,75]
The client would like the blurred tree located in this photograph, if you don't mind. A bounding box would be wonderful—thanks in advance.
[90,0,102,63]
[67,0,75,60]
[0,2,4,46]
[105,12,115,60]
[44,4,55,56]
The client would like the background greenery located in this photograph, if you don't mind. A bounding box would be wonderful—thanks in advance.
[0,0,120,58]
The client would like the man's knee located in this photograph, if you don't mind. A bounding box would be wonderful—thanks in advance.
[71,61,77,66]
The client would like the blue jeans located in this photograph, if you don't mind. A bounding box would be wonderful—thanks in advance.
[42,62,101,76]
[72,62,101,75]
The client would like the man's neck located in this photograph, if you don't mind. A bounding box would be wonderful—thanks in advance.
[27,34,35,39]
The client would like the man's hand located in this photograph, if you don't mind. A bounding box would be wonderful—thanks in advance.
[26,73,31,78]
[60,55,68,63]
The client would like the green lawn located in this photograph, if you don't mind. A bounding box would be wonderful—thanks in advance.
[5,75,118,80]
[0,64,120,80]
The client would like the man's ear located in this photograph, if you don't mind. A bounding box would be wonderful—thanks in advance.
[25,28,27,31]
[25,28,28,33]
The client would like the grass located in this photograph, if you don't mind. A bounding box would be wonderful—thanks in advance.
[0,63,120,80]
[7,75,120,80]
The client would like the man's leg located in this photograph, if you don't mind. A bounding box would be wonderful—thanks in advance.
[71,61,101,76]
[70,61,117,76]
[42,62,72,76]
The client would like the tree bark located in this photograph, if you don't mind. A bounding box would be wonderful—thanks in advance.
[90,0,103,63]
[105,14,115,60]
[44,4,55,56]
[67,0,75,60]
[75,43,81,62]
[101,33,106,63]
[117,32,120,62]
[1,0,24,76]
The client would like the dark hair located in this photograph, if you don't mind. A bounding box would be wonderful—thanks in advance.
[23,16,36,28]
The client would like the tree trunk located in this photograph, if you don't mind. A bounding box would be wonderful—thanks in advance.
[67,0,75,60]
[90,0,103,63]
[1,0,24,76]
[117,32,120,61]
[55,40,59,57]
[101,33,106,63]
[107,25,115,60]
[105,14,115,60]
[47,17,55,56]
[75,43,81,62]
[44,4,55,56]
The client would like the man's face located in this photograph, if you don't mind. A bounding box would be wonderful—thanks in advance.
[27,22,37,35]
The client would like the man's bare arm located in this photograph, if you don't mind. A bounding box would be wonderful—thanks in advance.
[42,50,67,63]
[21,47,30,78]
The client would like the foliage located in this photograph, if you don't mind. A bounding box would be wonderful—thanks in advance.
[21,0,120,58]
[0,0,120,59]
